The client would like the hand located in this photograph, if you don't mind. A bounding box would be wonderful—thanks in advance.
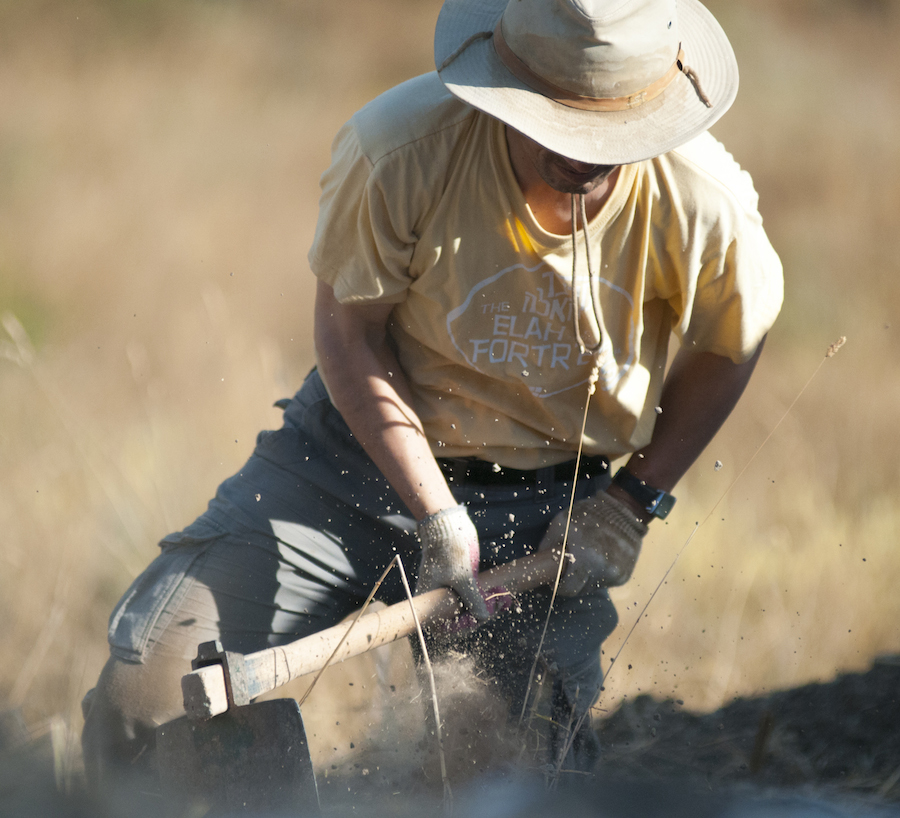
[538,491,648,597]
[416,505,490,621]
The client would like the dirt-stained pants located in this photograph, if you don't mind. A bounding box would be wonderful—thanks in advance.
[81,370,618,788]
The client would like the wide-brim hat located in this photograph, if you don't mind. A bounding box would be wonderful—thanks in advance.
[435,0,739,165]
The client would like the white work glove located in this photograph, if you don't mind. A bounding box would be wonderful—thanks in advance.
[538,491,648,597]
[416,505,490,621]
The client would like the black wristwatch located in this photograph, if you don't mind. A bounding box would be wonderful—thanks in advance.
[611,468,677,520]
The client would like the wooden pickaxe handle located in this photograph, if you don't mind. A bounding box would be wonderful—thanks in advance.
[181,548,565,720]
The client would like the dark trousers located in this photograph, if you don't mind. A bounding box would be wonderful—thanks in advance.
[82,370,618,787]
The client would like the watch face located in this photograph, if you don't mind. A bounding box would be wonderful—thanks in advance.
[614,468,676,519]
[652,493,676,519]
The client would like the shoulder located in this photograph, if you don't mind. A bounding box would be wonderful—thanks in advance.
[348,72,479,167]
[647,132,763,223]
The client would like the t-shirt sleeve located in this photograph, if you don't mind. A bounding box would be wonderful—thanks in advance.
[308,120,416,305]
[678,218,783,362]
[661,138,784,363]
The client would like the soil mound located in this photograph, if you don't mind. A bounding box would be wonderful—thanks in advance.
[597,657,900,803]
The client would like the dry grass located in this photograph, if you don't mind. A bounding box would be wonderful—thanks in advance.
[1,0,899,794]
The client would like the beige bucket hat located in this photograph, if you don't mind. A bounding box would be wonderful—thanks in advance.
[435,0,738,165]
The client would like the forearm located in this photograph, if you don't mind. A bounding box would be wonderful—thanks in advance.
[607,339,766,520]
[314,282,455,521]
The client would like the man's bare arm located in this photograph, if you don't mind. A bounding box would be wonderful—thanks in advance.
[607,339,767,521]
[313,281,455,521]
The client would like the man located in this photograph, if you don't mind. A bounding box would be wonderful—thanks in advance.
[82,0,782,788]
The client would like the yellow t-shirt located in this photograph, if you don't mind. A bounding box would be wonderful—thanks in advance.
[309,73,783,469]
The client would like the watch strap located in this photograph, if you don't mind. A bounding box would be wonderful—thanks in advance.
[611,468,677,520]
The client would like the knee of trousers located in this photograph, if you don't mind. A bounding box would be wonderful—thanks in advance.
[81,652,190,790]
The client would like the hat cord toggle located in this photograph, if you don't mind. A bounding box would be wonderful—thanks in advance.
[677,57,713,108]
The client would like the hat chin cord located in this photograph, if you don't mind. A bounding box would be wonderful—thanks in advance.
[570,193,608,359]
[437,30,493,72]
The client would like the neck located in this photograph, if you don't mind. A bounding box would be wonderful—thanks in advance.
[505,126,620,235]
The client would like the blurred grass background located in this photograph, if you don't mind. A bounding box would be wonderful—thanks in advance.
[1,0,898,782]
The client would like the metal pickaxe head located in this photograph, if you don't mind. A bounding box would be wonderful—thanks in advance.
[156,641,320,816]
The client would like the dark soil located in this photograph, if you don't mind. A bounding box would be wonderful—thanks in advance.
[312,657,900,816]
[596,656,900,804]
[4,659,900,816]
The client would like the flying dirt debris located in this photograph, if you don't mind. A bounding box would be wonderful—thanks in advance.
[4,658,900,816]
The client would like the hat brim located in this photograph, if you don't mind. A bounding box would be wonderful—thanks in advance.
[434,0,739,165]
